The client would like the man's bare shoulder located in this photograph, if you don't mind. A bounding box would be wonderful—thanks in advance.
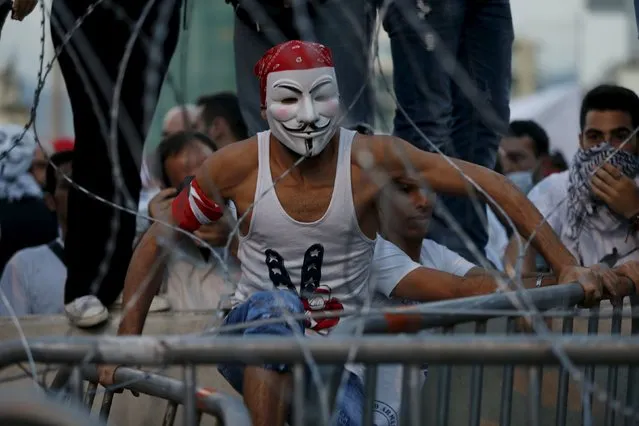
[198,136,258,195]
[351,133,423,165]
[215,136,258,160]
[206,136,258,171]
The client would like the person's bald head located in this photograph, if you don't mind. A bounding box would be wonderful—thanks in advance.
[162,104,201,137]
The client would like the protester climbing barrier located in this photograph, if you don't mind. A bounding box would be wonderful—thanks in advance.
[0,284,637,426]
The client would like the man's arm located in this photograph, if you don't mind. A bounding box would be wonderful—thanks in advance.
[392,266,557,302]
[503,235,538,277]
[368,136,578,274]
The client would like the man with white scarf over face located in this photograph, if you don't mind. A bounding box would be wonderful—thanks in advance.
[505,85,639,275]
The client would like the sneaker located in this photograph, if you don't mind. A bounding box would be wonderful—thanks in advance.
[64,295,109,328]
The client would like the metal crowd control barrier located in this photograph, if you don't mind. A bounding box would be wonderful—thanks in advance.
[48,365,251,426]
[0,283,637,426]
[0,388,104,426]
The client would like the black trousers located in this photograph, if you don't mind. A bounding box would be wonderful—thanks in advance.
[50,0,182,305]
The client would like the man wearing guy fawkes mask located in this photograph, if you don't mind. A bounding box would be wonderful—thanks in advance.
[505,85,639,273]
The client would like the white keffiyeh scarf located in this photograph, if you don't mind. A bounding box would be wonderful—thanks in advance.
[0,124,41,201]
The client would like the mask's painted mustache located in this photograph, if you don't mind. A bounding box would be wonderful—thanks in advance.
[282,120,331,133]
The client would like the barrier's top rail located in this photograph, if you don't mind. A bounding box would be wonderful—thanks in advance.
[331,282,588,335]
[0,283,635,366]
[2,334,639,365]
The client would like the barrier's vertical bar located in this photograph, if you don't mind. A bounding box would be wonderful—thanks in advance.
[183,364,197,426]
[437,326,454,426]
[421,364,430,424]
[624,296,639,426]
[556,314,574,426]
[162,402,178,426]
[500,318,516,426]
[582,304,600,426]
[469,321,487,426]
[84,382,97,410]
[293,364,305,426]
[528,366,542,426]
[400,364,421,426]
[362,365,378,426]
[98,391,114,421]
[605,304,622,426]
[68,367,84,403]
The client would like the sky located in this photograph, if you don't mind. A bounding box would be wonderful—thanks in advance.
[0,1,55,91]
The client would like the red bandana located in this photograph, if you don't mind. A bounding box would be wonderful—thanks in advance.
[254,40,334,107]
[51,138,75,153]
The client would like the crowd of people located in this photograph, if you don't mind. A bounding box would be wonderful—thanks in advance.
[1,0,639,425]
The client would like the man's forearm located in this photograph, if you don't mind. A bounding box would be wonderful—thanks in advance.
[117,223,169,336]
[504,235,539,277]
[466,271,557,293]
[459,163,577,272]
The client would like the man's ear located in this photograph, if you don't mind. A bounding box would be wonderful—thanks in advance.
[260,108,267,121]
[44,193,56,212]
[578,133,585,150]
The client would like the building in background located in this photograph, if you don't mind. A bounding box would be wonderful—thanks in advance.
[372,31,395,134]
[511,38,538,98]
[578,0,637,86]
[145,0,236,151]
[0,61,30,126]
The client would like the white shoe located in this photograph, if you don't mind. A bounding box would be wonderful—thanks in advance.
[64,295,109,328]
[149,295,170,312]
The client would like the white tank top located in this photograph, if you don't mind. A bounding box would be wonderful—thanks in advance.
[235,128,376,332]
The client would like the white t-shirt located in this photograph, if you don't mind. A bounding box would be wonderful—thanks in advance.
[369,237,475,301]
[368,236,475,425]
[485,206,509,271]
[163,203,240,310]
[528,171,639,267]
[0,242,66,316]
[164,242,239,311]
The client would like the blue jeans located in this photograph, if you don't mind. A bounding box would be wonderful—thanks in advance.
[217,290,364,426]
[383,0,513,263]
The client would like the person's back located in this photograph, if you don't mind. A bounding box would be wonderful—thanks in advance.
[0,150,76,316]
[0,242,65,316]
[0,197,57,274]
[164,242,239,311]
